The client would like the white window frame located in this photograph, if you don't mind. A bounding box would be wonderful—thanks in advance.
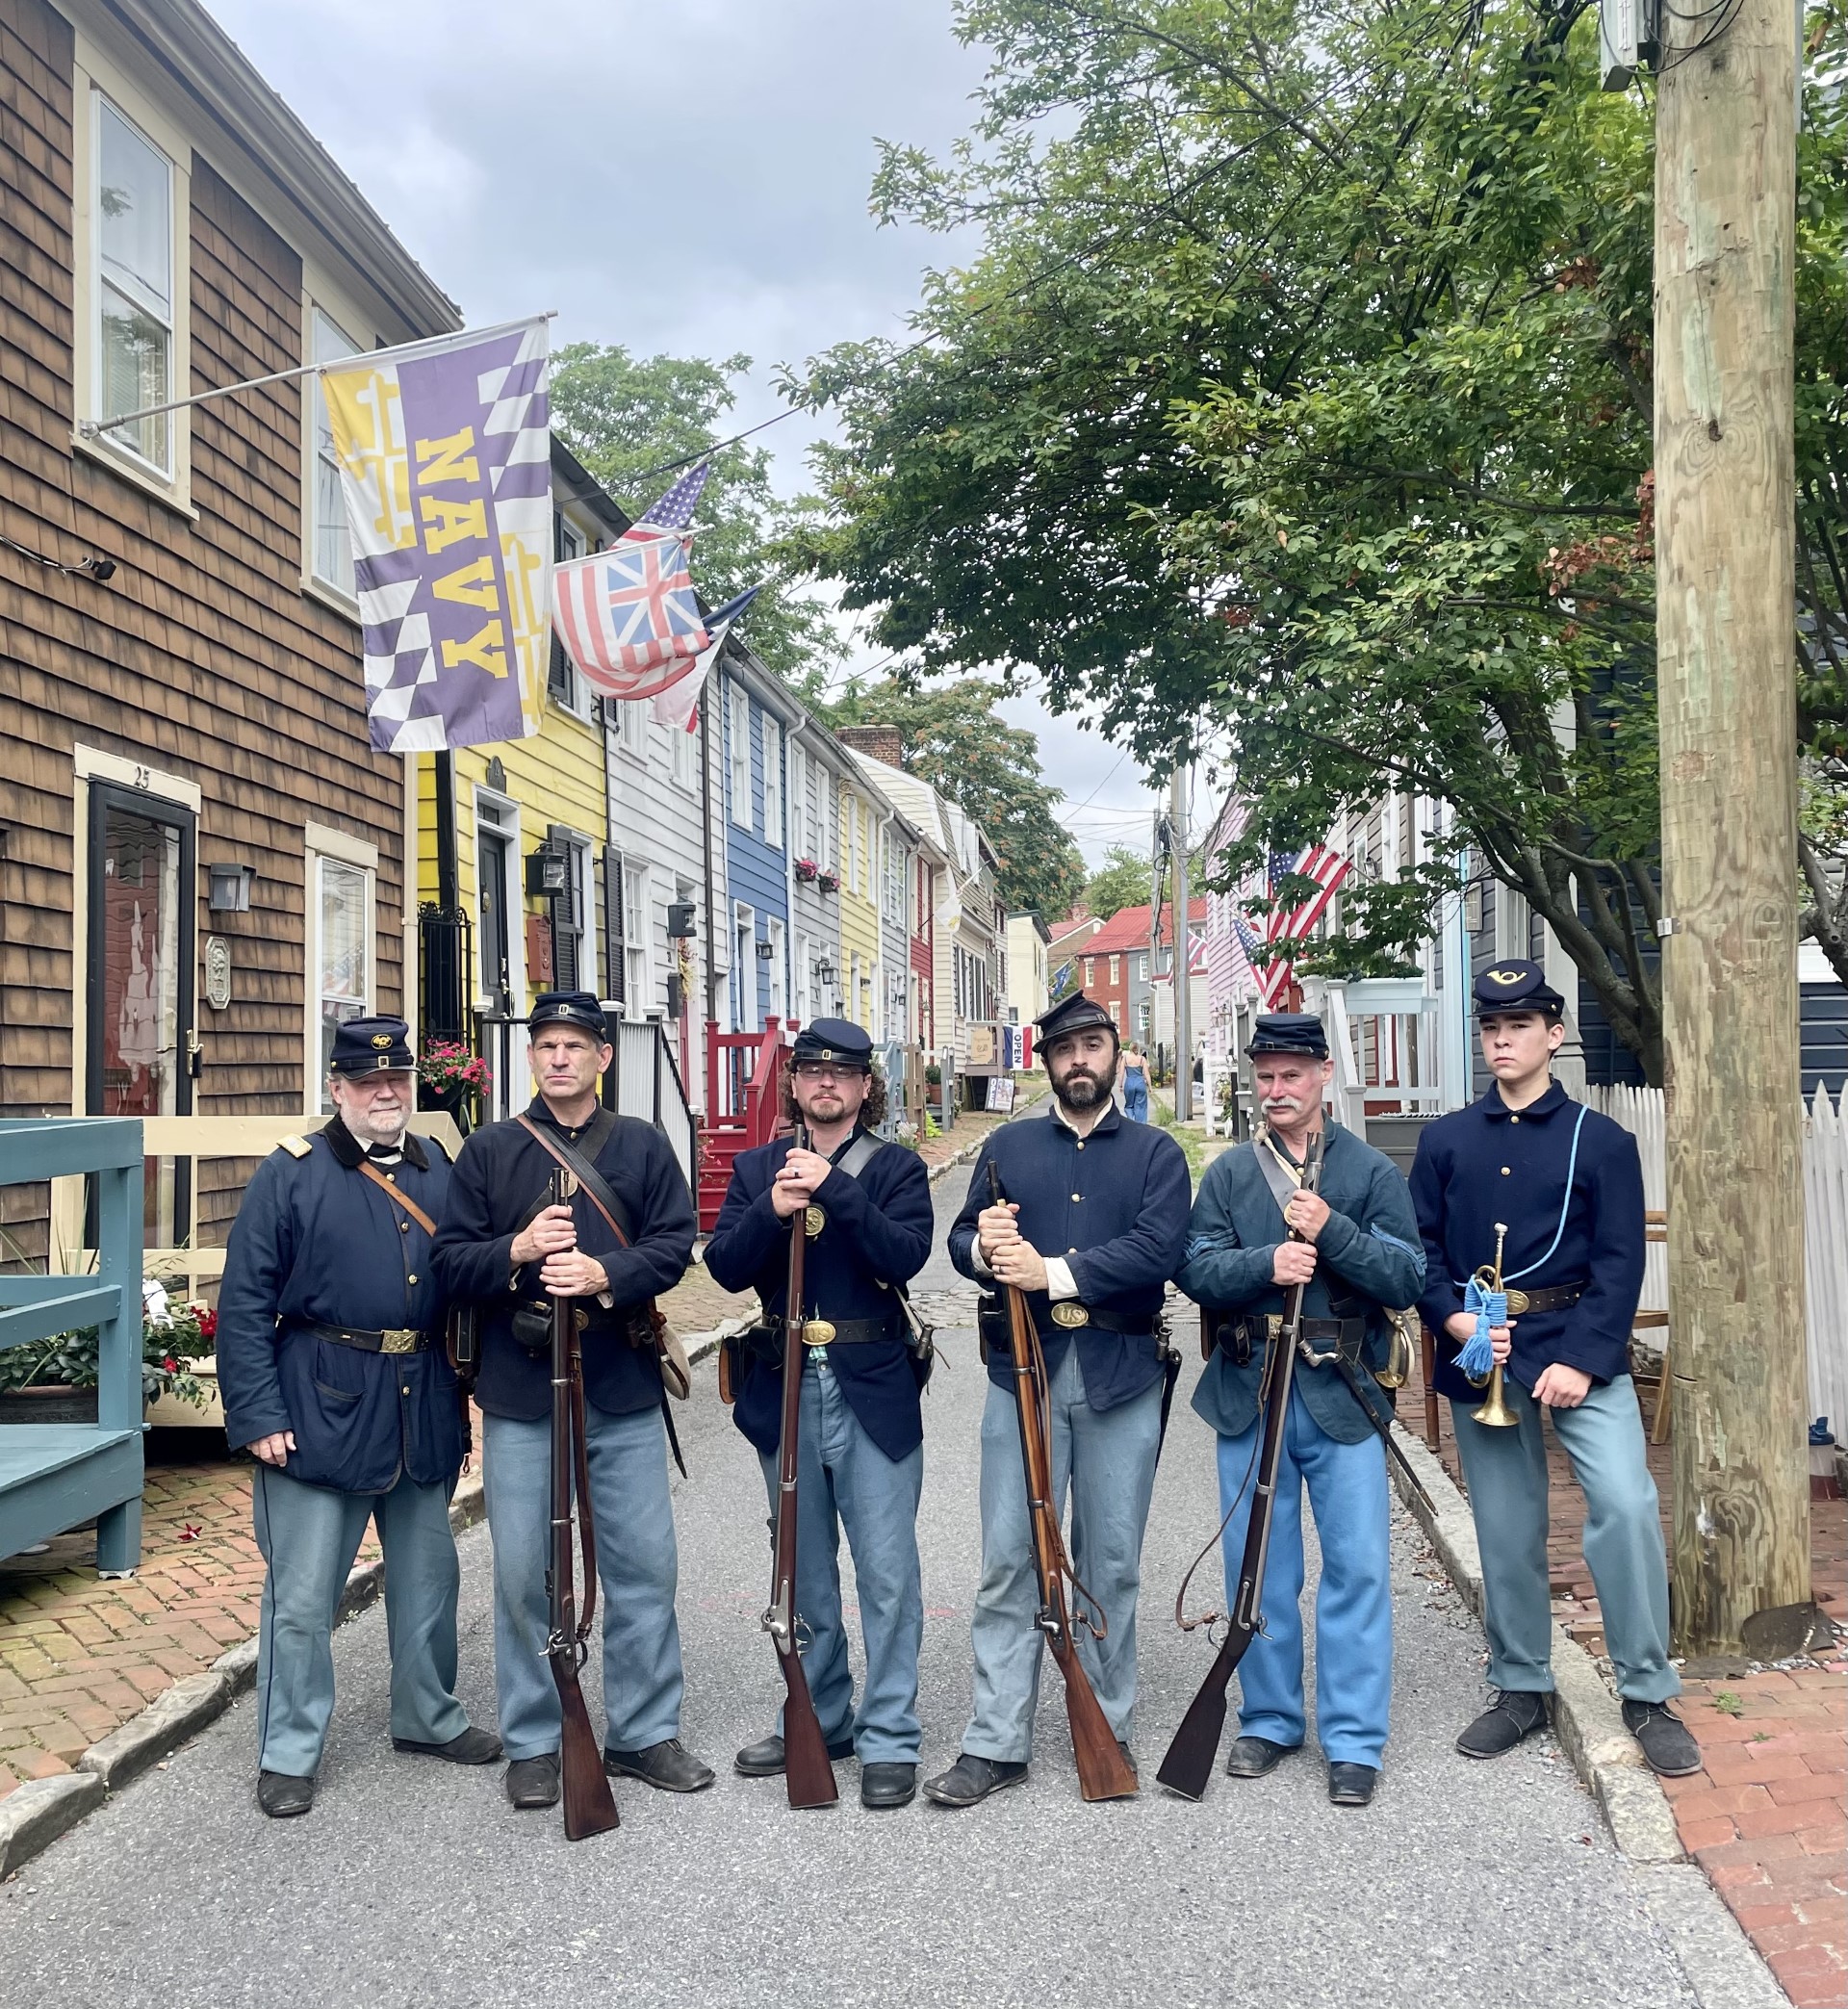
[669,707,699,790]
[303,822,378,1117]
[71,58,193,509]
[621,861,653,1021]
[548,514,587,718]
[788,743,808,860]
[733,902,757,1031]
[762,715,783,850]
[306,305,360,601]
[729,686,752,831]
[766,915,786,1020]
[796,931,812,1024]
[473,787,526,1015]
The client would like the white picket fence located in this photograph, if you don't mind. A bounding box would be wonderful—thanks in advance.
[1588,1082,1848,1439]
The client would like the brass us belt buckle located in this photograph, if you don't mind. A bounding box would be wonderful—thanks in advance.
[802,1319,836,1348]
[381,1328,418,1354]
[1050,1302,1090,1329]
[803,1205,826,1239]
[1504,1288,1531,1315]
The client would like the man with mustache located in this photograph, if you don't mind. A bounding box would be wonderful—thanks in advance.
[704,1017,935,1810]
[434,991,711,1811]
[927,992,1192,1807]
[1175,1013,1424,1807]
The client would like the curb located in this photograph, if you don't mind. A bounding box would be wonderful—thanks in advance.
[1387,1425,1681,1859]
[0,1463,489,1881]
[1385,1423,1786,2009]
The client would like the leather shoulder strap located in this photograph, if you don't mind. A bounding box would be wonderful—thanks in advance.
[356,1157,439,1237]
[515,1113,634,1248]
[834,1129,885,1183]
[1251,1136,1298,1219]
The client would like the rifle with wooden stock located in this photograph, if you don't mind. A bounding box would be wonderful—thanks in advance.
[1156,1126,1325,1802]
[762,1125,839,1810]
[545,1167,621,1841]
[987,1162,1138,1803]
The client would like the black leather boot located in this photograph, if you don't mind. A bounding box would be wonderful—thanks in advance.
[921,1753,1029,1808]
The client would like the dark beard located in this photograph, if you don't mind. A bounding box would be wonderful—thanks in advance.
[1056,1069,1107,1112]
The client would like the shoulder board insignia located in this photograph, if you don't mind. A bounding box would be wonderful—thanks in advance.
[277,1135,313,1159]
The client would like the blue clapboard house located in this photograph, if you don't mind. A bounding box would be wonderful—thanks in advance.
[717,645,803,1032]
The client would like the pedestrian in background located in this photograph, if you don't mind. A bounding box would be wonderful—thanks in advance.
[217,1017,500,1820]
[1118,1042,1150,1121]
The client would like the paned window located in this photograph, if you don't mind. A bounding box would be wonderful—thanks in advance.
[317,858,371,1108]
[729,687,752,830]
[309,308,358,591]
[762,717,783,848]
[95,95,173,472]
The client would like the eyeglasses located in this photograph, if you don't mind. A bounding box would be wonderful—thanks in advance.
[793,1063,859,1081]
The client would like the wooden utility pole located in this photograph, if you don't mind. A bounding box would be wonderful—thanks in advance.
[1172,760,1193,1121]
[1655,0,1811,1659]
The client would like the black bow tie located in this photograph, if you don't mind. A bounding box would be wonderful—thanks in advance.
[366,1143,403,1164]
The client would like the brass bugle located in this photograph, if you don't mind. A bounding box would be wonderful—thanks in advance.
[1470,1221,1519,1429]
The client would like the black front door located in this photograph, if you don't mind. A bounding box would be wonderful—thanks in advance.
[478,830,512,1015]
[86,781,196,1248]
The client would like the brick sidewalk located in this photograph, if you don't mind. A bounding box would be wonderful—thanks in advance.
[0,1103,1019,1811]
[1404,1358,1847,2006]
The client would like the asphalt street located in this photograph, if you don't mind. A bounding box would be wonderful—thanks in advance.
[0,1164,1703,2009]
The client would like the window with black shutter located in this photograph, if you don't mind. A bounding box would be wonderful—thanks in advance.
[548,826,584,992]
[604,843,626,1010]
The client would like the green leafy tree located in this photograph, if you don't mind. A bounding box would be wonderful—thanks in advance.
[550,344,842,681]
[1083,844,1152,920]
[789,0,1846,1081]
[808,675,1085,917]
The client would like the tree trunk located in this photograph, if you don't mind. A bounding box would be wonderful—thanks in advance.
[1655,0,1811,1658]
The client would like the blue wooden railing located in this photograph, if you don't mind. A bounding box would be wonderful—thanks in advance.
[0,1119,145,1573]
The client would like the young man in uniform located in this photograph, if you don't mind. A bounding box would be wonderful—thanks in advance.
[704,1018,935,1810]
[1410,961,1699,1777]
[1175,1012,1424,1807]
[927,992,1192,1808]
[434,991,712,1810]
[218,1017,500,1818]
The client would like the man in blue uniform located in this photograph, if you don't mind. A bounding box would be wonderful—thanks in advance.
[1175,1013,1424,1807]
[926,992,1192,1808]
[218,1016,500,1818]
[1410,961,1699,1777]
[704,1018,935,1810]
[433,992,712,1810]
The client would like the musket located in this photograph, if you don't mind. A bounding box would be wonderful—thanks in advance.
[762,1124,839,1809]
[1157,1126,1324,1802]
[988,1162,1138,1802]
[545,1167,620,1841]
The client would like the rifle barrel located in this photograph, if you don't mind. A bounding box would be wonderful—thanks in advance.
[764,1124,838,1809]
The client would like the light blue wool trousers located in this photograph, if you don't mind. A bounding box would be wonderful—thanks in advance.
[482,1402,685,1760]
[963,1346,1163,1763]
[1216,1388,1393,1767]
[1451,1373,1679,1703]
[756,1354,925,1763]
[253,1463,467,1777]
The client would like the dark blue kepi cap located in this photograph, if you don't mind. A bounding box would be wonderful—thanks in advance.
[1034,991,1117,1054]
[1246,1012,1329,1061]
[329,1015,415,1074]
[527,990,608,1038]
[1474,959,1565,1019]
[792,1017,873,1069]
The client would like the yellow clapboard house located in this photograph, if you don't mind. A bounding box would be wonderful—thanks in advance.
[414,440,624,1116]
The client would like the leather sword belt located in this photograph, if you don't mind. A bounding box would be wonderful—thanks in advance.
[1506,1281,1585,1314]
[297,1319,433,1355]
[1046,1301,1156,1337]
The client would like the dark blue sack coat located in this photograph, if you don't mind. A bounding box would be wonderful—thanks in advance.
[217,1120,463,1494]
[704,1129,935,1463]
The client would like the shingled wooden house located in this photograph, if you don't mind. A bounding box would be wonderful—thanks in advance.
[0,0,459,1264]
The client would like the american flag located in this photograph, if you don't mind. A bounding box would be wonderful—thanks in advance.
[1261,842,1351,1004]
[551,463,714,700]
[1229,909,1270,1005]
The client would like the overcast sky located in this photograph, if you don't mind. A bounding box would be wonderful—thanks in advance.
[205,0,1164,872]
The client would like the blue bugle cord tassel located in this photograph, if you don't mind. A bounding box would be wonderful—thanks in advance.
[1456,1274,1505,1382]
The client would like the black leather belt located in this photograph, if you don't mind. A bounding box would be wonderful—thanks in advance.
[1045,1303,1157,1338]
[297,1319,434,1355]
[1237,1312,1366,1354]
[1510,1282,1585,1314]
[764,1316,902,1349]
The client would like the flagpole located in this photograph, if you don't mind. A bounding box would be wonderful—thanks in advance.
[77,311,557,439]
